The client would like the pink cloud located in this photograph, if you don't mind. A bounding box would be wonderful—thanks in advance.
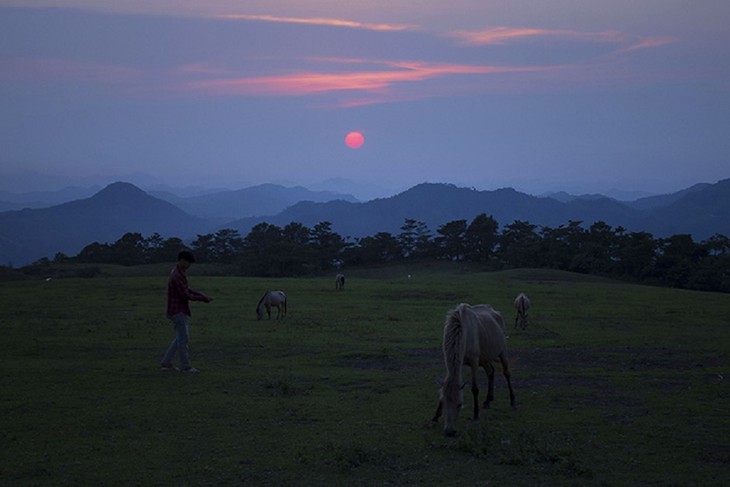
[214,14,418,32]
[617,36,676,53]
[447,26,627,46]
[181,59,553,98]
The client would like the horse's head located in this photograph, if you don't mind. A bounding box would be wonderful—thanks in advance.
[440,380,466,436]
[256,305,264,320]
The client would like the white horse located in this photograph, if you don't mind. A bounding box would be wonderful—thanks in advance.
[256,290,287,320]
[514,292,530,330]
[431,303,516,436]
[335,273,345,290]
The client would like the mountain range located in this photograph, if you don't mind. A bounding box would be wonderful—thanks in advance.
[1,179,728,267]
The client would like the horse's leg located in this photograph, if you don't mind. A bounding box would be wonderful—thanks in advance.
[470,365,480,421]
[483,362,495,409]
[499,354,517,409]
[431,400,443,423]
[266,304,271,319]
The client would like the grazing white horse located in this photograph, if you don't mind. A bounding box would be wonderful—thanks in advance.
[431,303,516,436]
[335,273,345,290]
[256,290,287,320]
[514,292,530,330]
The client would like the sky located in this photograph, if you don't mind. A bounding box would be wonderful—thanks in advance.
[1,1,728,200]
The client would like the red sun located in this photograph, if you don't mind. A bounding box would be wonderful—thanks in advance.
[345,131,365,149]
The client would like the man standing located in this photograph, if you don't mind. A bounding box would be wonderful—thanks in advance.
[161,250,213,373]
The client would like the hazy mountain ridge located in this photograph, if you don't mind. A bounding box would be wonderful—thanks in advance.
[1,179,728,266]
[0,182,206,266]
[150,183,359,222]
[224,180,729,240]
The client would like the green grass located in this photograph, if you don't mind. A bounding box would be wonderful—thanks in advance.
[1,266,728,485]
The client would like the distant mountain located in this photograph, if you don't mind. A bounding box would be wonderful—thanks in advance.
[223,183,634,238]
[151,183,358,222]
[2,179,729,267]
[224,180,730,241]
[543,191,622,203]
[626,183,711,211]
[638,178,730,238]
[0,182,206,266]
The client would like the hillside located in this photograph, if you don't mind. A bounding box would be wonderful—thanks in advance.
[151,183,358,222]
[2,178,729,266]
[0,182,206,266]
[638,178,730,237]
[224,180,729,240]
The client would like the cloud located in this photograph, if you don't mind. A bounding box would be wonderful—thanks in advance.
[180,58,554,101]
[617,36,676,53]
[213,13,418,32]
[447,26,676,56]
[447,26,628,46]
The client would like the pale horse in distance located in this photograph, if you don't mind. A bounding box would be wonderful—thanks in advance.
[335,273,345,290]
[256,290,288,320]
[514,292,530,330]
[431,303,516,436]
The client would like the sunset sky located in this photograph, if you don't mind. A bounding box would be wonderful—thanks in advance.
[1,1,728,199]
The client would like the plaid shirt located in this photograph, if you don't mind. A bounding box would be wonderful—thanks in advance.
[166,264,209,317]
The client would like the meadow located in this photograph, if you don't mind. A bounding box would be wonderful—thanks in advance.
[1,264,728,486]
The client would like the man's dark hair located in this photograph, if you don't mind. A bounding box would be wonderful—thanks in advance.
[177,250,196,263]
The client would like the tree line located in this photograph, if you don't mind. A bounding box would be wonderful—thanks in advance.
[48,214,729,293]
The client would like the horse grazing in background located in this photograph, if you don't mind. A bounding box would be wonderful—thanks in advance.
[514,292,530,330]
[256,290,287,320]
[335,274,345,290]
[431,303,516,436]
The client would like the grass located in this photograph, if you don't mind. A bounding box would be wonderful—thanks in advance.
[1,265,728,485]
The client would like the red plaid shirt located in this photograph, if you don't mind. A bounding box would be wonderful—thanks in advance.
[166,264,209,317]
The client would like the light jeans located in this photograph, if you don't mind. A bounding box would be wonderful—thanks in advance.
[161,312,190,368]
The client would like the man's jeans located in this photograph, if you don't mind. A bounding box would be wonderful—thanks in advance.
[162,313,190,368]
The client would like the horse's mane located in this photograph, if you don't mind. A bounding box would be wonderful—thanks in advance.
[257,291,270,309]
[442,305,467,401]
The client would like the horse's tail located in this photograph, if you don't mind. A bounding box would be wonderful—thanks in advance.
[443,304,468,393]
[282,293,288,316]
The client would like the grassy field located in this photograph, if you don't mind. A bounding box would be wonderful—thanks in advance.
[1,264,728,485]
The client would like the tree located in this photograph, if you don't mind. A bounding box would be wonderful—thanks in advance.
[279,222,315,275]
[398,219,431,259]
[435,220,467,261]
[540,221,585,271]
[654,234,706,288]
[148,235,185,263]
[570,221,619,275]
[191,233,215,263]
[498,220,541,268]
[310,221,347,271]
[353,232,402,264]
[76,242,113,263]
[616,231,657,281]
[241,223,284,276]
[211,229,243,264]
[464,213,499,263]
[111,232,147,266]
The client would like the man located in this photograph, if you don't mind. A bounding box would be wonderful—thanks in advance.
[160,250,213,373]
